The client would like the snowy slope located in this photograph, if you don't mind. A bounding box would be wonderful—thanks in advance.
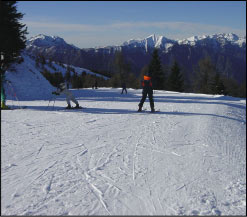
[4,53,56,101]
[46,61,109,80]
[1,65,246,215]
[4,53,108,101]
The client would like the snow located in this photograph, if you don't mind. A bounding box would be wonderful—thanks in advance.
[27,33,246,54]
[122,34,176,52]
[1,58,246,215]
[178,33,246,47]
[4,54,56,101]
[122,33,246,50]
[27,34,80,50]
[4,53,108,101]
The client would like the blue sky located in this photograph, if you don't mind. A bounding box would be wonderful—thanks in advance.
[17,1,246,48]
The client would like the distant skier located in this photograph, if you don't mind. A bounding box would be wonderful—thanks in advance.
[94,80,98,89]
[52,83,80,109]
[138,75,155,112]
[92,80,98,89]
[121,81,127,94]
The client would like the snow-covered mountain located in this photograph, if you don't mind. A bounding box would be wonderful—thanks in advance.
[27,34,79,50]
[27,33,246,52]
[25,33,246,84]
[122,34,176,52]
[177,33,246,47]
[111,33,246,52]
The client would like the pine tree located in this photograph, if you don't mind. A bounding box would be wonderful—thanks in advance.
[53,72,64,88]
[213,72,225,95]
[65,67,71,83]
[167,61,184,92]
[0,1,28,74]
[71,71,81,89]
[238,80,246,98]
[193,56,217,94]
[109,73,121,88]
[148,49,165,90]
[113,51,131,83]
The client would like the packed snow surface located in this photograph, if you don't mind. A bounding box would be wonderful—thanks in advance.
[2,88,246,215]
[2,59,246,215]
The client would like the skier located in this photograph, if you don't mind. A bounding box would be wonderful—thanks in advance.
[52,83,80,109]
[94,80,98,89]
[138,75,155,112]
[1,73,9,109]
[92,79,98,89]
[121,81,127,94]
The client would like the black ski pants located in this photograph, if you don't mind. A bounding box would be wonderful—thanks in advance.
[121,87,127,94]
[139,89,154,109]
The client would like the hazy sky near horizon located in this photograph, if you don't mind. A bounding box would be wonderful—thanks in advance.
[17,1,246,48]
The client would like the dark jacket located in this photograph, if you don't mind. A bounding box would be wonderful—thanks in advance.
[142,79,153,93]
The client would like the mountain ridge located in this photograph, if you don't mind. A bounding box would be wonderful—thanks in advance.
[25,33,246,85]
[27,33,246,51]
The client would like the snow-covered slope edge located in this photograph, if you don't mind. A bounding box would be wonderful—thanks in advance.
[4,52,108,101]
[5,53,56,101]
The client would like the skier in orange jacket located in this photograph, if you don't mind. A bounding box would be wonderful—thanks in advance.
[138,75,155,112]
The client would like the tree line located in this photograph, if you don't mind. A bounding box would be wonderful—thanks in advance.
[100,49,246,98]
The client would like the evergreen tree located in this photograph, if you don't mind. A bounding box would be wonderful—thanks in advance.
[213,72,225,95]
[113,52,130,73]
[193,56,217,94]
[222,77,240,97]
[167,61,184,92]
[238,80,246,98]
[35,57,40,68]
[109,73,121,88]
[71,71,81,89]
[65,67,71,83]
[78,71,87,88]
[113,51,131,84]
[126,73,139,89]
[148,49,165,90]
[53,72,64,87]
[41,68,53,86]
[0,1,28,74]
[38,54,46,65]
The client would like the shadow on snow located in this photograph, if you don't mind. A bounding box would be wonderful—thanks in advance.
[9,104,246,124]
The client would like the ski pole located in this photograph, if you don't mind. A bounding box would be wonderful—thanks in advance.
[48,96,56,108]
[48,97,54,107]
[52,97,56,109]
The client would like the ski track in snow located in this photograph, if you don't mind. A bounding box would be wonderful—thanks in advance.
[2,88,246,215]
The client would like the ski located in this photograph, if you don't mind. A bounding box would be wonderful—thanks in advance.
[65,106,85,110]
[137,108,147,112]
[152,109,160,113]
[137,109,160,113]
